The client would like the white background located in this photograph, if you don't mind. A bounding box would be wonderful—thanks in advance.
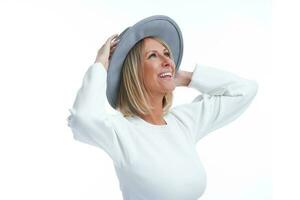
[0,0,293,199]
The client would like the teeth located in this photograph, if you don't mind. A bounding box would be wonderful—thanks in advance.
[159,72,172,78]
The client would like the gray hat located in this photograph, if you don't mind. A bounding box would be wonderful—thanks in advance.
[107,15,184,108]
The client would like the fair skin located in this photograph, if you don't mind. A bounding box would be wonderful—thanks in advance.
[95,34,192,125]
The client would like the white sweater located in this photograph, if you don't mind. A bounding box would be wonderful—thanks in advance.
[67,62,258,200]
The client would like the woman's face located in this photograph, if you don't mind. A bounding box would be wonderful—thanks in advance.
[142,38,176,97]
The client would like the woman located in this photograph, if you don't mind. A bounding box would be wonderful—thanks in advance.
[67,15,258,200]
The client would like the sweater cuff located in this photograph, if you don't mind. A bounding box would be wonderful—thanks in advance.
[89,62,107,81]
[92,62,107,73]
[187,64,209,92]
[187,64,242,94]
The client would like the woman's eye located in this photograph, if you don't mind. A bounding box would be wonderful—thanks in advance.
[148,52,170,59]
[149,53,156,58]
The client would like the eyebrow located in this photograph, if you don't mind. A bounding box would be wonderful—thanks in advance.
[145,49,169,56]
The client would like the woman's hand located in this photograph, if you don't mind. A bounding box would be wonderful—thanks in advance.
[174,70,193,87]
[94,33,120,70]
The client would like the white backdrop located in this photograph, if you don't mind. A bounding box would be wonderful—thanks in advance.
[0,0,272,199]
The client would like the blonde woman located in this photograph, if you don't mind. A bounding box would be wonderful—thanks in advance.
[67,15,258,200]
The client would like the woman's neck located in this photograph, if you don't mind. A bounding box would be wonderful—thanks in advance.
[139,95,166,125]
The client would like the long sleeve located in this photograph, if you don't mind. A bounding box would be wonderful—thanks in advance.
[66,62,121,163]
[171,64,259,144]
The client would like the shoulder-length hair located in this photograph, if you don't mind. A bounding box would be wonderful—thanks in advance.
[116,36,174,117]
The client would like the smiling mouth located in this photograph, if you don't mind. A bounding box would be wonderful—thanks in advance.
[158,76,173,80]
[158,72,173,79]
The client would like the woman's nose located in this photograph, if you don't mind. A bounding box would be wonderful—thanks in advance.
[160,55,172,67]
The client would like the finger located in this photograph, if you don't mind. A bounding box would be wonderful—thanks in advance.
[112,33,119,39]
[107,33,119,43]
[110,38,120,46]
[110,46,117,53]
[111,33,119,38]
[107,40,119,52]
[104,36,118,50]
[112,37,120,42]
[111,41,119,47]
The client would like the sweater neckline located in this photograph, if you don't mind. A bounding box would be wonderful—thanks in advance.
[127,113,170,129]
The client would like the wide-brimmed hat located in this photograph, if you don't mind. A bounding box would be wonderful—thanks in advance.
[107,15,184,108]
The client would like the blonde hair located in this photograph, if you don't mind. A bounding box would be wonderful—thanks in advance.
[116,36,174,117]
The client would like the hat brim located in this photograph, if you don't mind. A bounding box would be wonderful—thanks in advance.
[107,15,184,109]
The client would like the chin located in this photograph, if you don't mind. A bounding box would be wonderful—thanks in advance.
[164,86,176,93]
